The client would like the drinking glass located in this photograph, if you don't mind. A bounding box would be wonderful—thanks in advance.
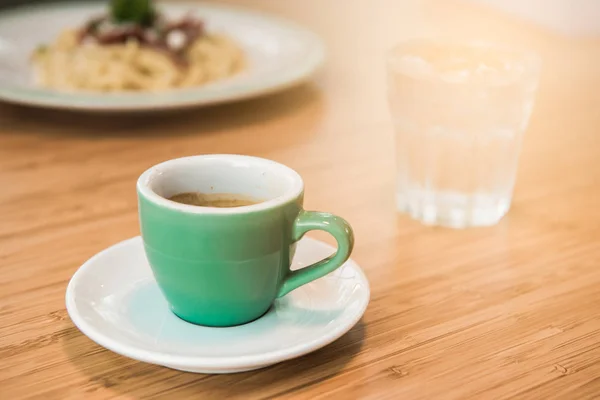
[387,39,541,228]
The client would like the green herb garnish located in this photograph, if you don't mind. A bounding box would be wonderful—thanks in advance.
[110,0,156,26]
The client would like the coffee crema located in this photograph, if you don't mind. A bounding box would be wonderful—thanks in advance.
[168,192,262,208]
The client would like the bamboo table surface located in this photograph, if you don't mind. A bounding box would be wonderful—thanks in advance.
[1,0,599,399]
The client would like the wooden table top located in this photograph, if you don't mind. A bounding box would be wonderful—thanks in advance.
[1,0,599,398]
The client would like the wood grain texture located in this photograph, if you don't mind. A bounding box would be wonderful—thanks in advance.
[1,0,600,398]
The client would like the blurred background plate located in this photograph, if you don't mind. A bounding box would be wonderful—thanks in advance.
[0,1,325,111]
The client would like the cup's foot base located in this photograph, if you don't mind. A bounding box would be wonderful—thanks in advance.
[170,305,273,328]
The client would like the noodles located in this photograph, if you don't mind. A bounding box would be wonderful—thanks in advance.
[31,28,245,92]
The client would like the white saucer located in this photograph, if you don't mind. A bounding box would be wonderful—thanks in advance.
[66,236,369,374]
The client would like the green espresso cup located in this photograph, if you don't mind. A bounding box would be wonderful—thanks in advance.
[137,155,354,327]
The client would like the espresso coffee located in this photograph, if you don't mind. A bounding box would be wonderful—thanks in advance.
[168,192,262,208]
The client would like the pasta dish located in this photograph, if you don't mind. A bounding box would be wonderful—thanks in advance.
[31,0,245,92]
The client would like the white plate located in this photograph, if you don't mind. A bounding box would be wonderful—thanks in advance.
[0,1,325,111]
[65,236,370,374]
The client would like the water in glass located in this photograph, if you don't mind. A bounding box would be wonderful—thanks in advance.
[387,40,540,228]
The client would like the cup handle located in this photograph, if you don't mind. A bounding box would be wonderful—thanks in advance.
[277,210,354,298]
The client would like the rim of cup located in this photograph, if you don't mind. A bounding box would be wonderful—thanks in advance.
[137,154,304,215]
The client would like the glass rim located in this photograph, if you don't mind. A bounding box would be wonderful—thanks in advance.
[386,38,541,85]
